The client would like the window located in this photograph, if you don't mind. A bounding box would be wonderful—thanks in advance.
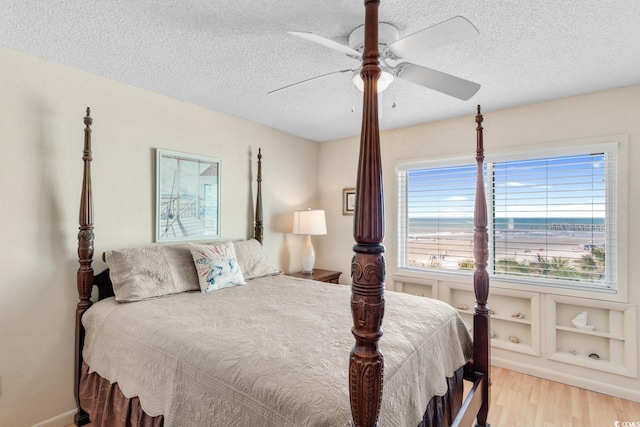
[397,144,618,291]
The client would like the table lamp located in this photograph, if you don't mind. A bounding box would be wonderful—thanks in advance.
[292,209,327,273]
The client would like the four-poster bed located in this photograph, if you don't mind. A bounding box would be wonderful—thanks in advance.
[73,1,490,426]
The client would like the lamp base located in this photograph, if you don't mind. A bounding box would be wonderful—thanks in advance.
[301,235,316,274]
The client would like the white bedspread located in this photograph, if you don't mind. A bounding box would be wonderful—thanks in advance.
[83,275,472,427]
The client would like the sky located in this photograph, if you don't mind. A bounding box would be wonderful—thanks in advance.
[407,153,607,219]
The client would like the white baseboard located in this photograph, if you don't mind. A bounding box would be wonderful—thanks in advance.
[492,356,640,403]
[31,409,75,427]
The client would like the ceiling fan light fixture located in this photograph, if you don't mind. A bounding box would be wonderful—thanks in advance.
[278,17,481,100]
[352,68,394,93]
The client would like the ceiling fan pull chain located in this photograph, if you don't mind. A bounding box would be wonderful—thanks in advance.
[392,82,397,108]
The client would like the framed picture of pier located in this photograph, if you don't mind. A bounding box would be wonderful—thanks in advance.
[156,149,221,242]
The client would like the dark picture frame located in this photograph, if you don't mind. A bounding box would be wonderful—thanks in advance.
[342,187,356,215]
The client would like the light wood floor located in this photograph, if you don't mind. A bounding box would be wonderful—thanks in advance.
[484,366,640,426]
[67,366,640,427]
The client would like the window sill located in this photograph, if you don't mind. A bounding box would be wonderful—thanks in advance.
[392,268,627,303]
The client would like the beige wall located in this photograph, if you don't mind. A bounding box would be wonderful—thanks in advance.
[0,46,319,426]
[318,84,640,400]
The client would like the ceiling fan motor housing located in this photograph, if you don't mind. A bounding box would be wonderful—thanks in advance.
[348,22,400,55]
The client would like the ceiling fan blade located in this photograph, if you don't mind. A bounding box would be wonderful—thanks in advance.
[268,69,353,94]
[386,16,479,59]
[288,31,361,59]
[396,62,480,101]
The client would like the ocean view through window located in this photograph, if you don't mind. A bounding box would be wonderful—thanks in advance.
[397,147,618,291]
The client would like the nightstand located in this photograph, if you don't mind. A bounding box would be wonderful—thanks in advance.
[288,269,342,284]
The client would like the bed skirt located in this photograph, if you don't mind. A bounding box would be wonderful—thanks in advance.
[80,362,163,427]
[81,362,463,427]
[418,367,464,427]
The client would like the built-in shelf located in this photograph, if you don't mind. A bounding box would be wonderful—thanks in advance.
[493,314,532,325]
[555,325,624,340]
[391,270,640,401]
[440,282,541,356]
[456,309,531,324]
[395,277,436,299]
[547,295,637,378]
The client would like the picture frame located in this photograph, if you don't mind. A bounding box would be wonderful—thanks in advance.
[156,149,221,242]
[342,187,356,215]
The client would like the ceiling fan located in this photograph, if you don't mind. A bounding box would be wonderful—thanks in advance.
[269,16,481,101]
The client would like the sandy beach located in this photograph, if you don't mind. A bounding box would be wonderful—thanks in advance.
[408,232,604,271]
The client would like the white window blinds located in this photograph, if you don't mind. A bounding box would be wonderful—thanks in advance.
[398,163,478,271]
[398,147,618,291]
[491,152,616,289]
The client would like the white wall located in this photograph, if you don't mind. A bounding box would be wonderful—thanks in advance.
[0,46,319,426]
[317,84,640,400]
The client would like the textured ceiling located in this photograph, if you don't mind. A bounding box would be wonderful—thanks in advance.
[2,1,640,141]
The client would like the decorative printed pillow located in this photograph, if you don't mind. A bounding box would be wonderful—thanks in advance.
[189,241,246,292]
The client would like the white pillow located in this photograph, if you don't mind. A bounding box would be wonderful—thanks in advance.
[104,245,200,302]
[189,241,246,292]
[233,239,281,280]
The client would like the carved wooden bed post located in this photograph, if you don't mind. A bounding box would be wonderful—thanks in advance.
[254,148,264,244]
[349,1,385,426]
[74,107,94,426]
[472,105,491,426]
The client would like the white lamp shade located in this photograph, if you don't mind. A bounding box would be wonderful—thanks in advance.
[292,209,327,236]
[352,68,394,93]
